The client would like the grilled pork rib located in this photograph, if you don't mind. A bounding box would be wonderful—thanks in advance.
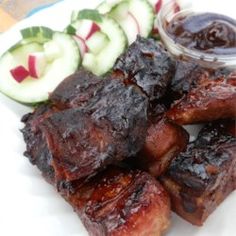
[22,71,148,189]
[138,117,189,177]
[66,167,171,236]
[161,121,236,225]
[171,60,231,98]
[113,36,175,102]
[50,70,108,110]
[167,75,236,124]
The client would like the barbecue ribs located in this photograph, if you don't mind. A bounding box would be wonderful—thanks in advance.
[167,75,236,124]
[170,60,231,98]
[113,36,175,101]
[66,167,171,236]
[22,70,148,190]
[137,117,189,177]
[161,120,236,225]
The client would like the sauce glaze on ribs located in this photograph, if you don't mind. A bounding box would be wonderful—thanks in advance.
[167,75,236,124]
[137,117,189,177]
[66,167,171,236]
[113,36,175,101]
[161,120,236,225]
[22,71,149,190]
[170,60,232,99]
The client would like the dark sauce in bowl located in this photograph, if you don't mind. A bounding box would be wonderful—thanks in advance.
[166,13,236,55]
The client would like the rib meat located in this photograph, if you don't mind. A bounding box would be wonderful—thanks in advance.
[161,121,236,225]
[137,117,189,177]
[113,36,175,102]
[65,167,171,236]
[22,71,148,190]
[171,60,231,98]
[167,75,236,124]
[50,69,121,110]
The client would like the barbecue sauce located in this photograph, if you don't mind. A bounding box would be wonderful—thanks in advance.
[166,13,236,55]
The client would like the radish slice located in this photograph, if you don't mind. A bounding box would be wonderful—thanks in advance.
[28,53,47,78]
[86,23,101,40]
[118,11,141,44]
[148,0,162,13]
[109,0,154,44]
[155,0,162,13]
[73,35,88,57]
[128,11,141,34]
[76,20,94,39]
[10,66,29,83]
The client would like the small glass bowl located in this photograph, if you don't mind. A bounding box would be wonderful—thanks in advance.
[156,0,236,69]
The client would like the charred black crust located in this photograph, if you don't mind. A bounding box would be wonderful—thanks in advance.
[113,36,175,101]
[50,69,107,110]
[170,60,232,98]
[166,122,236,193]
[21,72,148,188]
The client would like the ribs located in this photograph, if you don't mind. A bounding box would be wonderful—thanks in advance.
[22,110,171,236]
[137,117,189,177]
[170,60,231,99]
[49,70,108,110]
[113,36,175,102]
[66,167,171,236]
[161,120,236,225]
[22,71,148,190]
[167,75,236,124]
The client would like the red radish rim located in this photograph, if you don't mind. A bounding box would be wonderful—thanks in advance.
[28,55,39,78]
[85,23,101,40]
[74,35,89,56]
[10,65,30,83]
[128,11,141,35]
[155,0,163,13]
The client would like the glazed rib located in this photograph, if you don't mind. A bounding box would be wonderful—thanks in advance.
[170,60,231,98]
[113,36,175,102]
[22,71,148,189]
[137,117,189,177]
[50,69,119,110]
[167,75,236,124]
[66,167,171,236]
[161,120,236,225]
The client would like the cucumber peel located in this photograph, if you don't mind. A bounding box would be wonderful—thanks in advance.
[0,29,80,104]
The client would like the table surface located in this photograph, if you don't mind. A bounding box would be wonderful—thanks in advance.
[0,0,58,31]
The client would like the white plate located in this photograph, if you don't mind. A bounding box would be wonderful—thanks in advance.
[0,0,235,236]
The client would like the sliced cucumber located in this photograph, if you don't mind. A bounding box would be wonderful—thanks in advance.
[86,31,109,55]
[129,0,154,37]
[71,10,79,23]
[82,16,127,76]
[108,0,154,44]
[97,0,121,14]
[9,27,54,53]
[109,1,138,44]
[66,10,127,76]
[0,32,80,103]
[21,26,53,43]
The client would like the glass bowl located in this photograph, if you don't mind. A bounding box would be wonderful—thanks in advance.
[156,0,236,69]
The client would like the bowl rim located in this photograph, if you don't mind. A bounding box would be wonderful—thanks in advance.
[156,0,236,68]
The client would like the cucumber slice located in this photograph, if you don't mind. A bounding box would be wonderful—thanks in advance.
[82,16,127,76]
[86,31,109,54]
[109,0,154,44]
[71,10,78,22]
[97,0,121,14]
[21,26,53,43]
[9,26,54,53]
[129,0,154,37]
[0,32,80,103]
[109,1,138,44]
[66,11,127,76]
